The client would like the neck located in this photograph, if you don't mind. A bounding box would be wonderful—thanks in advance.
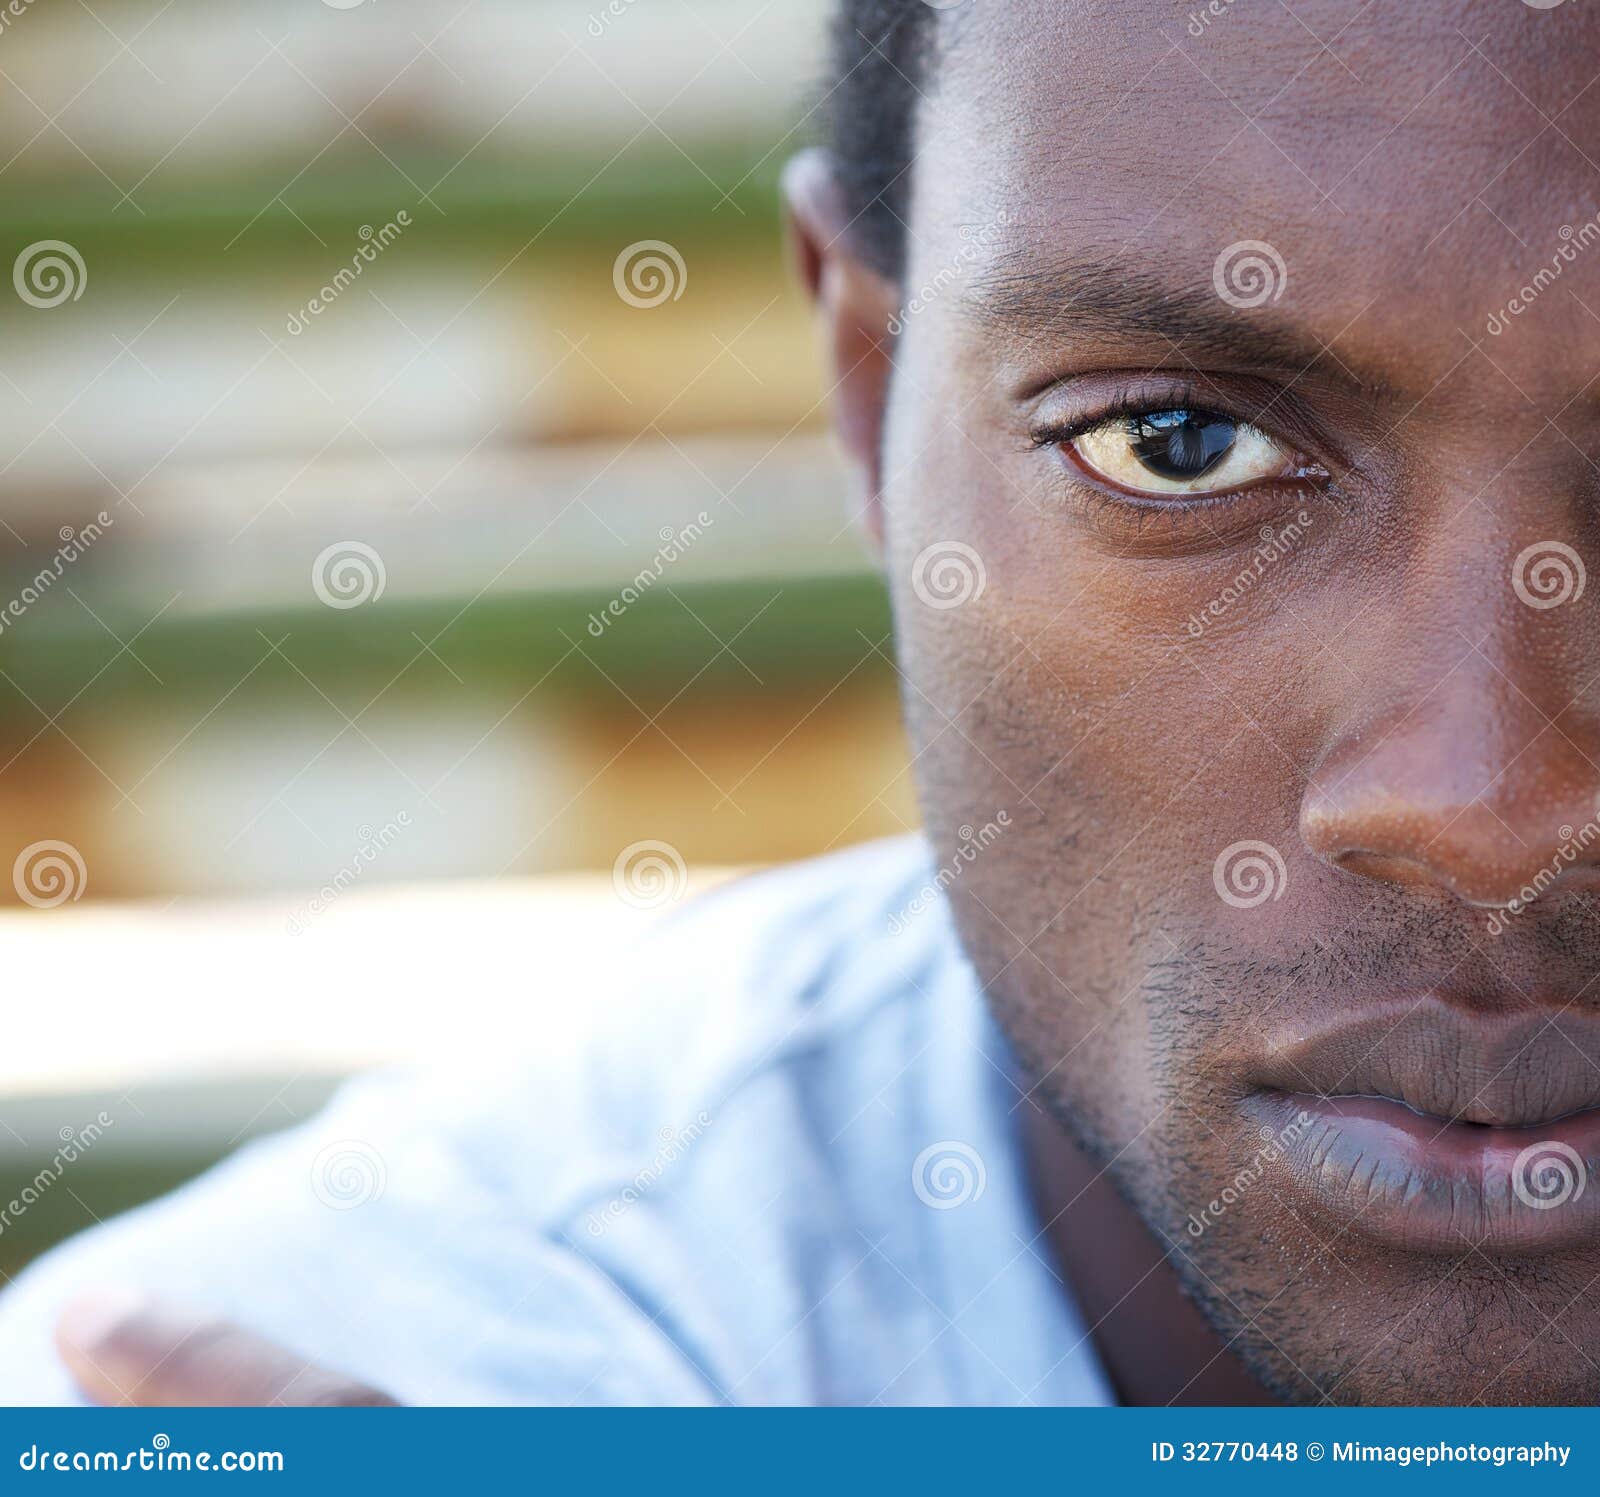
[1023,1105,1274,1406]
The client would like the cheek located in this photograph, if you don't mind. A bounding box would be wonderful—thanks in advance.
[890,488,1294,890]
[882,443,1317,1148]
[885,421,1323,891]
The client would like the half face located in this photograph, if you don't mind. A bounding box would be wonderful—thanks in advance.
[884,0,1600,1403]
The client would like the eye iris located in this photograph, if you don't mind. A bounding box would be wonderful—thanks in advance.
[1128,410,1236,480]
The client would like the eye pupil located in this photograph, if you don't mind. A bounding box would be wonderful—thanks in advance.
[1128,410,1236,480]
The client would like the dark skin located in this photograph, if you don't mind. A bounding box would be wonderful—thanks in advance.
[54,0,1600,1405]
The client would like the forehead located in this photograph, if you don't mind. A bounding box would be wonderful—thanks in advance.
[915,0,1600,378]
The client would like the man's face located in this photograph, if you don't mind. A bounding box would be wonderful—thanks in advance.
[883,0,1600,1402]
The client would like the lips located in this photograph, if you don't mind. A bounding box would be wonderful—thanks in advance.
[1242,997,1600,1253]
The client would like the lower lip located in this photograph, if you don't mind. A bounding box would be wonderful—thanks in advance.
[1244,1091,1600,1254]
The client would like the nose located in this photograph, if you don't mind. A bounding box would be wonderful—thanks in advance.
[1300,553,1600,909]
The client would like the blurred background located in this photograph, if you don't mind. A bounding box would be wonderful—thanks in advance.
[0,0,914,1276]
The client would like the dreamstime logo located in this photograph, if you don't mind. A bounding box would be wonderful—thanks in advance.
[0,511,113,638]
[911,541,986,610]
[612,840,688,909]
[0,1113,114,1237]
[1212,840,1287,908]
[613,240,687,309]
[312,541,386,609]
[1486,214,1600,335]
[284,813,413,935]
[13,240,86,308]
[310,1140,387,1210]
[1187,0,1242,33]
[1522,0,1569,10]
[587,0,642,35]
[1511,540,1585,610]
[887,208,1010,334]
[1185,511,1312,638]
[919,0,969,8]
[12,840,87,909]
[585,512,713,637]
[888,812,1012,933]
[912,1141,986,1208]
[1212,240,1287,309]
[0,0,46,39]
[584,1112,713,1237]
[1512,1140,1586,1209]
[1185,1112,1313,1238]
[286,211,411,335]
[1487,809,1600,935]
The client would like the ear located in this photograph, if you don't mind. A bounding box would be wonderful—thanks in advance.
[782,149,899,550]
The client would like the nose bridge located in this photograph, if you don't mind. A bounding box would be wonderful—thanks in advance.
[1300,517,1600,908]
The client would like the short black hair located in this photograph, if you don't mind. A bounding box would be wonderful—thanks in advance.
[826,0,938,279]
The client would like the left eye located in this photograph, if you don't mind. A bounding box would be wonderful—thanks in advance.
[1068,409,1295,497]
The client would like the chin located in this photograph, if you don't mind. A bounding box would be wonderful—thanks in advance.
[1168,1181,1600,1406]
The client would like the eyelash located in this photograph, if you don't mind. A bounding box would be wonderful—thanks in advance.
[1027,396,1266,456]
[1022,392,1332,544]
[1025,381,1222,447]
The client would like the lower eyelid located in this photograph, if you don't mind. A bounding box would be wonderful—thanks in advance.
[1063,481,1318,556]
[1045,446,1328,549]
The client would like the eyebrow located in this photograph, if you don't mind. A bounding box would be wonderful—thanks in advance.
[959,252,1377,391]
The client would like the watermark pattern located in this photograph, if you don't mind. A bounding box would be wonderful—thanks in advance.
[13,840,87,909]
[1185,1112,1314,1237]
[310,1140,387,1210]
[286,211,411,336]
[911,541,986,610]
[585,512,713,637]
[912,1140,987,1209]
[312,541,387,609]
[284,813,413,935]
[1187,0,1244,34]
[612,839,688,909]
[1486,214,1600,334]
[1185,512,1313,638]
[0,1114,114,1237]
[613,240,686,309]
[0,511,113,638]
[0,0,47,39]
[13,240,86,308]
[888,812,1012,934]
[1512,1140,1586,1209]
[1511,540,1585,609]
[584,1113,713,1236]
[587,0,642,36]
[1486,810,1600,935]
[1213,840,1287,908]
[887,209,1010,336]
[1213,240,1287,309]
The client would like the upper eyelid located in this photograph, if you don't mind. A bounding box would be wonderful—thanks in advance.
[1027,408,1277,455]
[1021,374,1339,466]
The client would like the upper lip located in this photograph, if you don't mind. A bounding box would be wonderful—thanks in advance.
[1250,995,1600,1127]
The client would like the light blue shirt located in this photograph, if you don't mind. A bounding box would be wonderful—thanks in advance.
[0,838,1113,1406]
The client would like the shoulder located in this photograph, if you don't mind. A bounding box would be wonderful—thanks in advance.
[0,836,978,1405]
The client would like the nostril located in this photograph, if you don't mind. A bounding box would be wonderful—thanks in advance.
[1331,848,1528,909]
[1300,689,1600,911]
[1329,848,1445,894]
[1315,813,1600,910]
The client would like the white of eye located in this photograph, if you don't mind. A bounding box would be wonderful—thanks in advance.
[1070,418,1290,497]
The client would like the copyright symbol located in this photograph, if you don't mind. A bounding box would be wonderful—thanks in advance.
[1306,1442,1324,1462]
